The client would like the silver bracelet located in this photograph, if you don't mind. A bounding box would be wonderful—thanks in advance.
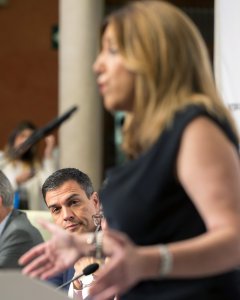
[95,231,103,260]
[86,231,104,259]
[158,245,173,277]
[86,232,97,257]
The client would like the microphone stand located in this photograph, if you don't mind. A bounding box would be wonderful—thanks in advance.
[11,105,78,159]
[57,262,99,290]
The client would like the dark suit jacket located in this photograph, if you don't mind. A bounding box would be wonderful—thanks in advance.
[0,209,44,268]
[48,268,75,291]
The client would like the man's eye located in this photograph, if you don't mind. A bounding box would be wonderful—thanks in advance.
[71,200,79,206]
[51,207,60,214]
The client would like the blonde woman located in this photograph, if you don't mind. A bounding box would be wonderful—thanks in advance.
[20,1,240,300]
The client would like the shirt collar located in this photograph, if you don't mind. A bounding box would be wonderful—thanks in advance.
[0,210,12,236]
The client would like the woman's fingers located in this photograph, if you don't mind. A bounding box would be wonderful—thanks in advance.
[90,257,124,296]
[90,286,118,300]
[37,219,60,233]
[19,243,46,266]
[27,261,54,279]
[21,251,51,276]
[40,263,64,280]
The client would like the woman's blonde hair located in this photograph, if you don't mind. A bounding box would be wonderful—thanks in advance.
[103,1,237,158]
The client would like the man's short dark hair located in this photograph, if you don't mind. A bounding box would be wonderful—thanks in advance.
[42,168,94,201]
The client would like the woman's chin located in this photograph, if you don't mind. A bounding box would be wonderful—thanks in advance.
[103,98,129,113]
[103,98,118,112]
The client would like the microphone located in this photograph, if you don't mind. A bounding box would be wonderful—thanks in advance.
[10,105,78,159]
[56,262,99,290]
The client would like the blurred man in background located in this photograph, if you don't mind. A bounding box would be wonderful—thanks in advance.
[0,170,43,268]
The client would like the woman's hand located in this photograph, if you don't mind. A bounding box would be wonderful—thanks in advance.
[89,230,145,300]
[19,220,83,279]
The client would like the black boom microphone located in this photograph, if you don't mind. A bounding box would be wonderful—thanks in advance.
[11,105,78,159]
[57,262,99,290]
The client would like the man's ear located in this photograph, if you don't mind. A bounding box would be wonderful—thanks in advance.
[0,196,3,208]
[91,192,100,210]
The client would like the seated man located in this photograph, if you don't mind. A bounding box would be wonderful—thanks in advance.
[0,171,43,268]
[42,168,102,299]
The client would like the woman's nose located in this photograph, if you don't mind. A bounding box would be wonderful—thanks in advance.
[93,57,100,74]
[93,53,104,74]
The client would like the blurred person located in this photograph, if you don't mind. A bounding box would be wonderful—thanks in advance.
[42,168,102,299]
[0,121,57,210]
[19,1,240,300]
[0,170,43,268]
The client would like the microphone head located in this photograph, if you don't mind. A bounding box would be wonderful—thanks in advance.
[82,263,99,276]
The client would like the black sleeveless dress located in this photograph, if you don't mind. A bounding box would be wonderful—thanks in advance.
[100,105,240,300]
